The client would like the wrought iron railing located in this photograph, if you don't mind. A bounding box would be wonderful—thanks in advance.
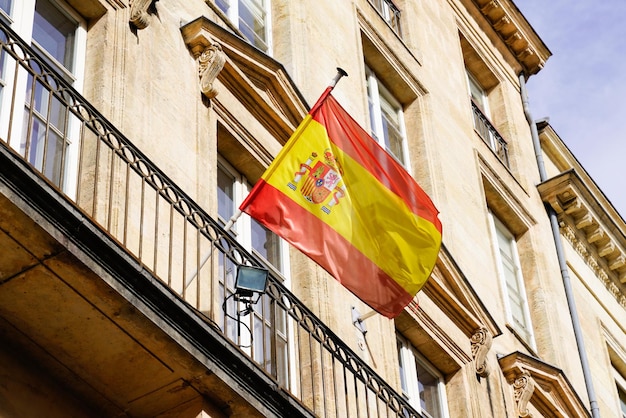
[471,99,510,168]
[369,0,402,36]
[0,20,424,418]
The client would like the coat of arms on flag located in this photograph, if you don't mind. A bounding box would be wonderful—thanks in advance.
[287,149,346,214]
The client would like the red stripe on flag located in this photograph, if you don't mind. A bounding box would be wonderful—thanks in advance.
[312,95,442,232]
[243,180,413,318]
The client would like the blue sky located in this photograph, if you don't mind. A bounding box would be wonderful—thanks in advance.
[516,1,626,219]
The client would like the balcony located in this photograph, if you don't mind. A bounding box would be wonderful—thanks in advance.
[0,19,424,418]
[471,99,510,168]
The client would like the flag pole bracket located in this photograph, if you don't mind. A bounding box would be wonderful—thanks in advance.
[352,306,376,335]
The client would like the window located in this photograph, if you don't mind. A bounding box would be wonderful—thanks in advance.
[366,66,408,166]
[217,158,290,385]
[217,160,285,272]
[614,367,626,418]
[397,334,448,418]
[466,70,509,167]
[620,386,626,418]
[369,0,402,36]
[33,0,77,72]
[216,0,270,53]
[0,0,11,16]
[0,0,86,194]
[488,212,534,346]
[467,71,488,115]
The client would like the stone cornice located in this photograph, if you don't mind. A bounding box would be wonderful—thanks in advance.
[465,0,551,76]
[538,170,626,294]
[180,17,308,143]
[65,0,109,19]
[499,352,591,418]
[539,122,626,227]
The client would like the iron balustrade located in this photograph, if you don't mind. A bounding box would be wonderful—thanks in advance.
[0,20,425,418]
[471,99,510,168]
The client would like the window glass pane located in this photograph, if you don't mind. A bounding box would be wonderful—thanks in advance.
[619,386,626,417]
[370,0,401,34]
[216,0,230,14]
[496,229,514,256]
[380,94,405,162]
[0,50,6,114]
[493,216,532,340]
[0,0,11,15]
[397,335,445,417]
[33,0,77,70]
[217,166,235,221]
[416,361,442,418]
[276,333,288,385]
[365,72,380,143]
[468,72,487,112]
[21,74,68,187]
[252,314,264,361]
[218,251,237,338]
[366,68,407,165]
[238,0,267,52]
[397,339,409,395]
[251,218,282,270]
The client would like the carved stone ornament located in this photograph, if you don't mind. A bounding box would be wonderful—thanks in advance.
[470,327,492,377]
[130,0,154,29]
[198,42,226,99]
[513,370,535,417]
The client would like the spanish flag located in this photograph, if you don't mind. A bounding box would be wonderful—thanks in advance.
[240,87,442,318]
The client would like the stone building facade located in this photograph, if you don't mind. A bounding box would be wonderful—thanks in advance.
[0,0,624,417]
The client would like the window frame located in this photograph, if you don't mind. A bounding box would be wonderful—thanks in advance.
[369,0,402,36]
[365,65,410,168]
[217,155,294,388]
[396,333,449,418]
[488,211,535,349]
[0,0,86,197]
[217,156,290,276]
[0,0,12,23]
[216,0,272,54]
[614,368,626,418]
[467,71,489,116]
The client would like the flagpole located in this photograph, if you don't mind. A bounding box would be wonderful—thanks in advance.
[224,210,242,232]
[310,67,348,114]
[330,67,348,88]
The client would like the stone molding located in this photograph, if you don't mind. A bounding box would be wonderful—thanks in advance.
[130,0,153,29]
[512,370,535,417]
[499,352,591,418]
[469,0,550,76]
[561,223,626,308]
[470,326,492,377]
[197,42,226,99]
[538,170,626,305]
[180,17,307,141]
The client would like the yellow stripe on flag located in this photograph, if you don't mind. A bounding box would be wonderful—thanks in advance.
[264,118,440,295]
